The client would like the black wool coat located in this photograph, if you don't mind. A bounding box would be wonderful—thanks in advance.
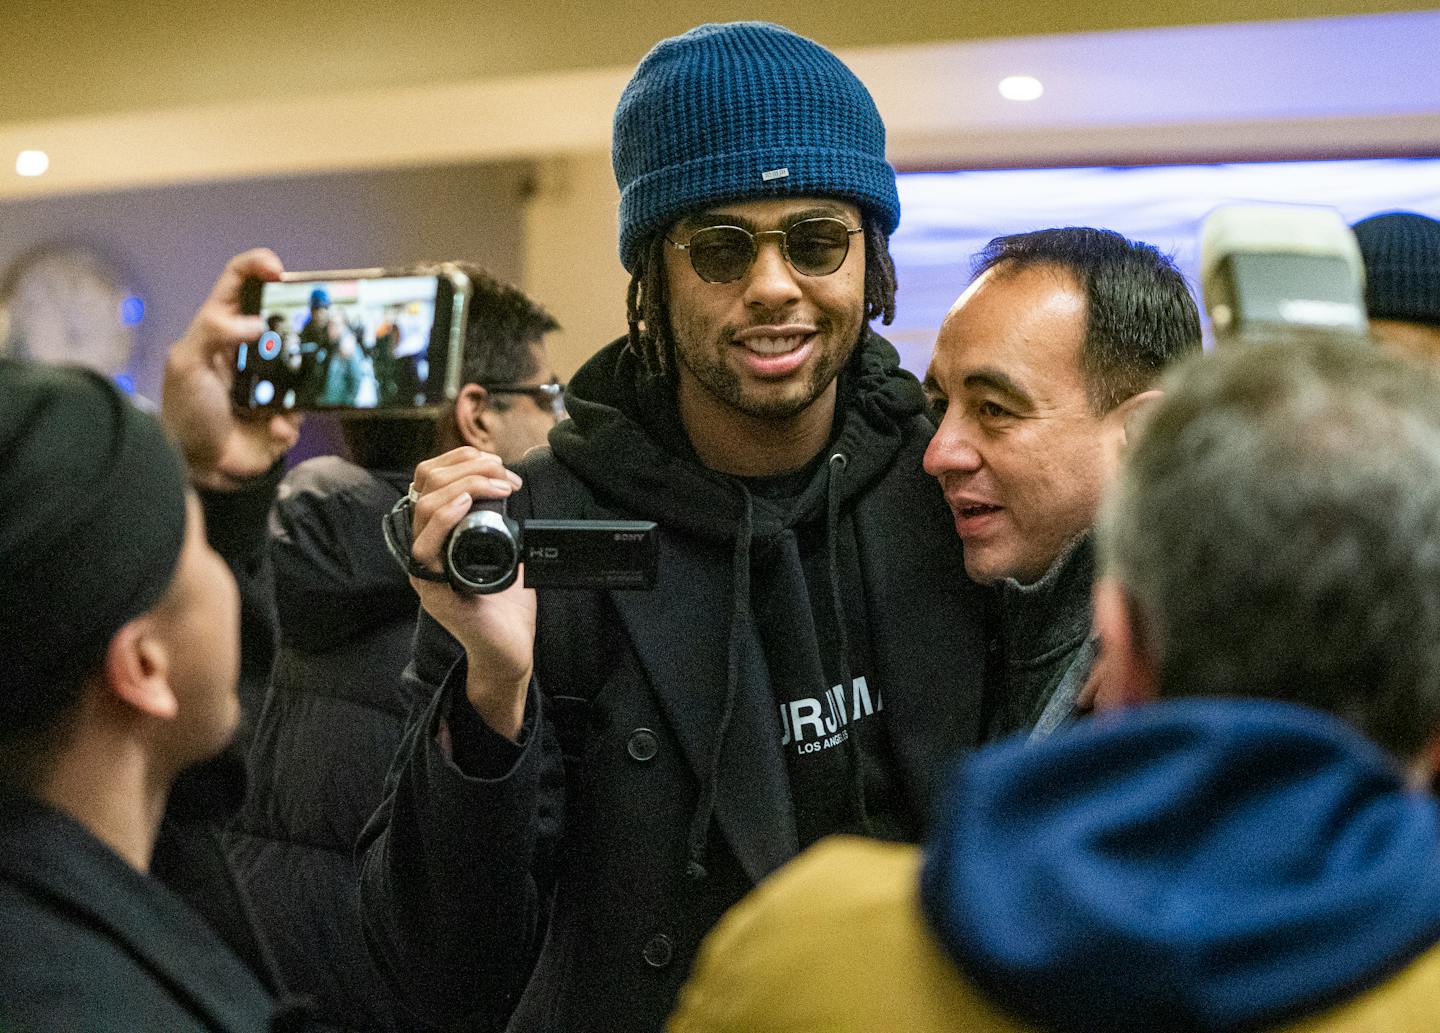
[0,795,279,1033]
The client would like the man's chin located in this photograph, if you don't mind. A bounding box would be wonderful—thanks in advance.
[962,548,1011,587]
[735,387,827,421]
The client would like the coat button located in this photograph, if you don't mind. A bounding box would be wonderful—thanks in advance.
[626,728,659,763]
[643,933,674,969]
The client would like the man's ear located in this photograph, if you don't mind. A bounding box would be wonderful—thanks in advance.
[102,619,179,721]
[1089,577,1159,713]
[454,384,498,452]
[1106,388,1163,449]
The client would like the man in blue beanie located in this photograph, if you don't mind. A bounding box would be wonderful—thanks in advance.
[0,360,278,1030]
[359,21,987,1032]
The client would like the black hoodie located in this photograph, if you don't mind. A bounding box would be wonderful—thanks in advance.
[359,333,988,1033]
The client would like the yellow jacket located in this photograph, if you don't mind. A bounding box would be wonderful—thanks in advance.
[670,837,1440,1033]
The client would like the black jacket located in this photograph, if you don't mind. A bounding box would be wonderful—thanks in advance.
[359,335,989,1032]
[0,794,278,1033]
[229,457,426,1033]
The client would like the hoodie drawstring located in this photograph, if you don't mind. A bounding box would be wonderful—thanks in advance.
[825,452,872,835]
[685,490,754,882]
[684,451,871,880]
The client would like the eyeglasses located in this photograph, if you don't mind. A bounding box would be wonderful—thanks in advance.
[483,379,566,422]
[666,217,864,284]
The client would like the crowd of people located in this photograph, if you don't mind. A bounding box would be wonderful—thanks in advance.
[2,19,1440,1033]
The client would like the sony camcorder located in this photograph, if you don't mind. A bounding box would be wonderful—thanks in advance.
[384,494,658,595]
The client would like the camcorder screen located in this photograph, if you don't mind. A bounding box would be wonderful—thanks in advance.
[234,274,448,410]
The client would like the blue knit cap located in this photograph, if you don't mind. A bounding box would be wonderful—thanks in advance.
[612,22,900,274]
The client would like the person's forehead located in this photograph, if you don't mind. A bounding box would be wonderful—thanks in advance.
[675,195,861,232]
[929,264,1088,388]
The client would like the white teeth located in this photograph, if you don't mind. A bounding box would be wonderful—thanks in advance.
[743,335,805,356]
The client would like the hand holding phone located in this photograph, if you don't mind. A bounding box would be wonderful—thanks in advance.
[164,248,302,490]
[231,265,471,413]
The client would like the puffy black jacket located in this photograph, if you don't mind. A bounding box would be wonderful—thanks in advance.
[228,457,429,1033]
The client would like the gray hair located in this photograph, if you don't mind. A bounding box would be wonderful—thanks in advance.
[1097,334,1440,759]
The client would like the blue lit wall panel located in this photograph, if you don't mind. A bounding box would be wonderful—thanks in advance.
[888,158,1440,374]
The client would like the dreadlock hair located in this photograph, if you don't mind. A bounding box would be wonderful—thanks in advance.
[624,209,899,377]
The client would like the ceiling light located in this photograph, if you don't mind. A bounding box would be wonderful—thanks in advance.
[998,76,1044,102]
[16,150,49,176]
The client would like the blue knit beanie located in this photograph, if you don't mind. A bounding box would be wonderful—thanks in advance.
[612,22,900,274]
[1352,211,1440,327]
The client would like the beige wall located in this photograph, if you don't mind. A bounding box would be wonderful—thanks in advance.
[522,153,630,377]
[6,0,1434,122]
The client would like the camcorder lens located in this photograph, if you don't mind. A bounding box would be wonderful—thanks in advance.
[451,527,515,587]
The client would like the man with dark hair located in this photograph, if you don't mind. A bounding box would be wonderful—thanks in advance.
[0,360,277,1031]
[360,21,985,1033]
[1351,210,1440,361]
[923,226,1201,739]
[673,334,1440,1033]
[163,251,560,1033]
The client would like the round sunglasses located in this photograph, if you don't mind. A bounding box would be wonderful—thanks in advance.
[666,217,864,284]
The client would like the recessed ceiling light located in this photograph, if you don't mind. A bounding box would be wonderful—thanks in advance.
[16,150,49,176]
[998,76,1044,102]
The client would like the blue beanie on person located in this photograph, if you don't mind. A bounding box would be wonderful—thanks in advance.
[612,21,900,274]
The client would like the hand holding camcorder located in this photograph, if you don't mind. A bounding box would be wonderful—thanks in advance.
[384,492,658,595]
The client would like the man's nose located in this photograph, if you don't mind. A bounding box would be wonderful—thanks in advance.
[924,413,983,479]
[742,238,803,310]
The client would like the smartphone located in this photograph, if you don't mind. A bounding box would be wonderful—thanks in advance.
[232,265,471,412]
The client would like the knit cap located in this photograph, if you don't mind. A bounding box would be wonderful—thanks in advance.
[612,21,899,273]
[0,359,188,730]
[1351,211,1440,327]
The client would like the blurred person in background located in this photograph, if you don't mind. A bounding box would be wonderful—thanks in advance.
[1352,210,1440,361]
[296,286,334,399]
